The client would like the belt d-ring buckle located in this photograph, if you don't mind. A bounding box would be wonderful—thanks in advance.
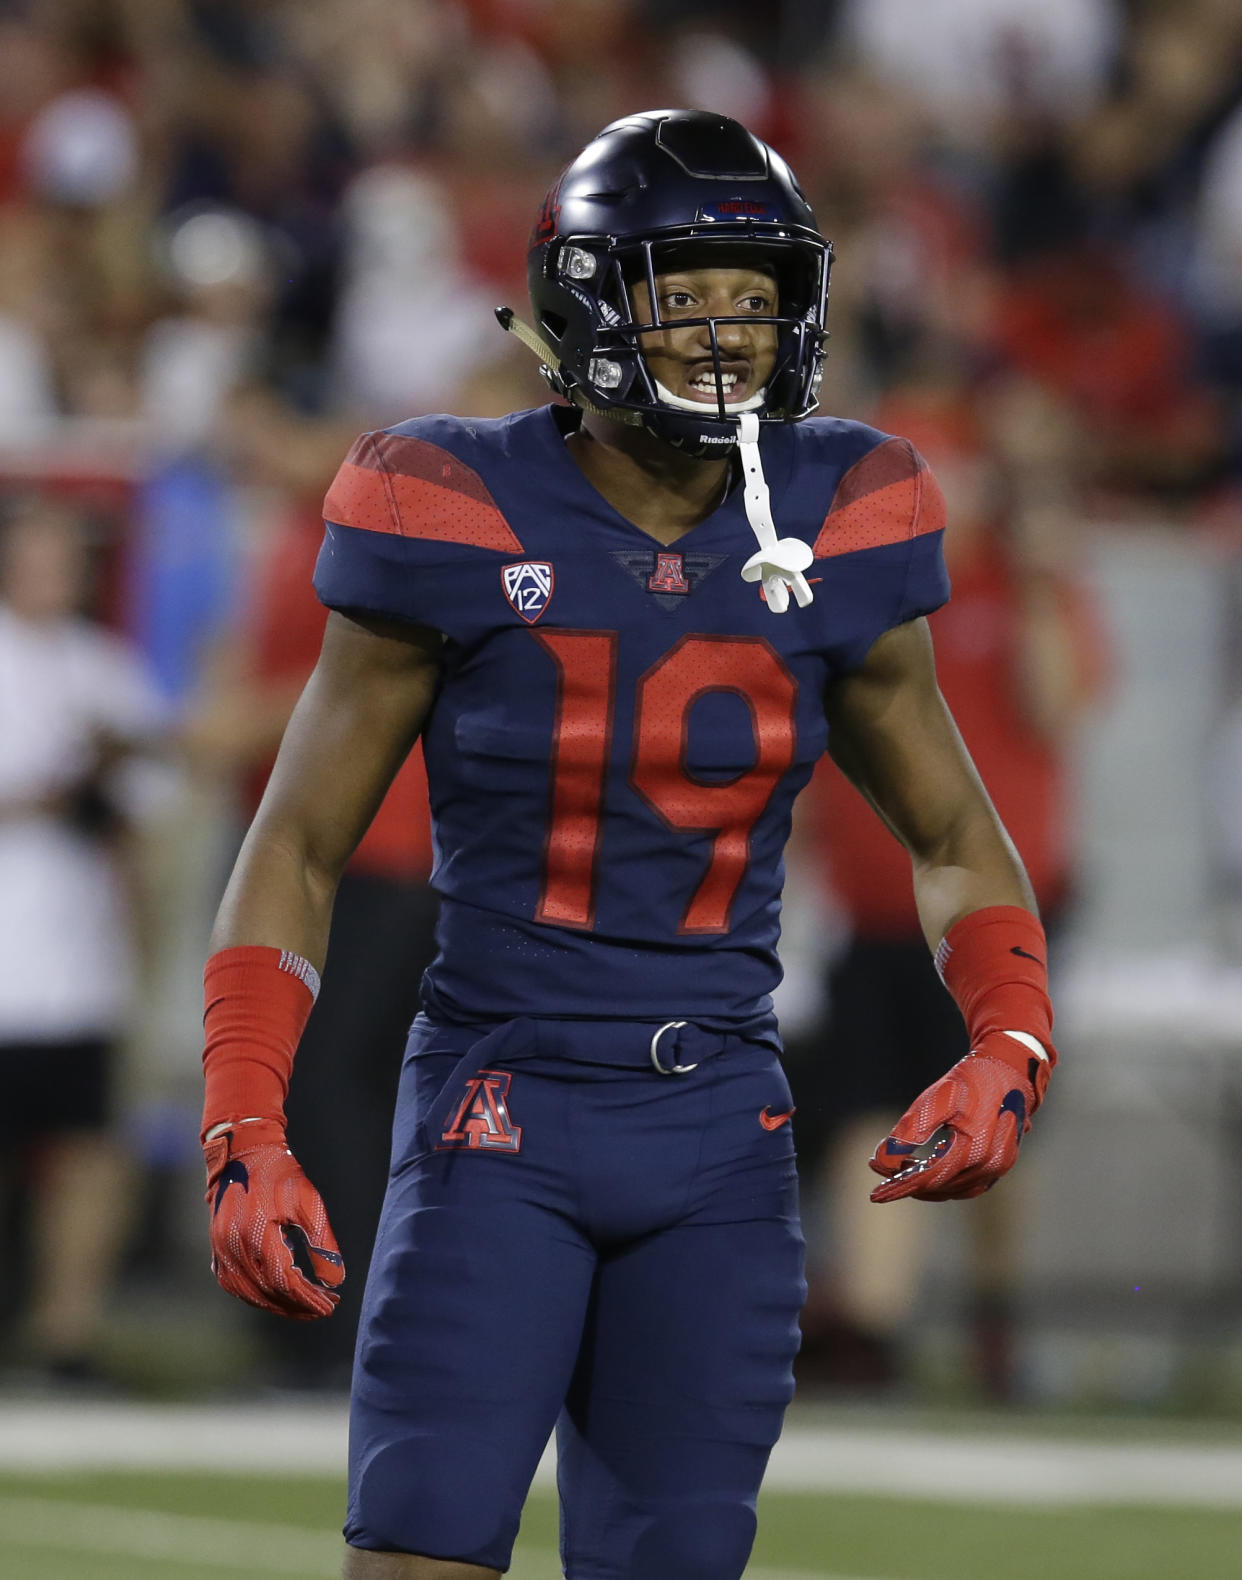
[650,1020,696,1075]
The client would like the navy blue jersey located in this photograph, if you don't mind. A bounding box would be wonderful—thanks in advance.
[315,403,948,1031]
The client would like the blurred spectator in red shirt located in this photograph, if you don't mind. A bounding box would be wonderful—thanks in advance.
[789,382,1108,1397]
[991,245,1221,498]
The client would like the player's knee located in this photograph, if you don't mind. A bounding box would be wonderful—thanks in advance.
[627,1500,756,1580]
[347,1439,514,1572]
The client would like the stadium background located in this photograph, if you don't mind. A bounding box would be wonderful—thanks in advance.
[3,1,1242,1576]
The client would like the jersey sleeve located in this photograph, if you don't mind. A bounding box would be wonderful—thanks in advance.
[314,426,525,635]
[811,434,951,671]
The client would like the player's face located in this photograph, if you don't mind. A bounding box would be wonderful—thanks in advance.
[632,264,779,409]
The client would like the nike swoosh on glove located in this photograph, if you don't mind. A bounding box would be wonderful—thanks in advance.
[203,1121,344,1319]
[868,1030,1050,1204]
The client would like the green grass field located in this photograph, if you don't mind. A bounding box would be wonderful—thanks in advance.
[2,1470,1240,1580]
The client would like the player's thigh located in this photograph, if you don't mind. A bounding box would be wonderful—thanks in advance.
[558,1095,804,1579]
[348,1047,594,1569]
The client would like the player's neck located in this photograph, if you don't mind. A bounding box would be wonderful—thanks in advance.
[566,413,733,546]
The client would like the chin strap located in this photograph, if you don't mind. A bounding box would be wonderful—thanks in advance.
[495,306,568,377]
[736,412,814,614]
[495,308,643,426]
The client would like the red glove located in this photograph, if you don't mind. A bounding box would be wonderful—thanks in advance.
[868,1032,1047,1202]
[869,906,1056,1204]
[201,946,344,1319]
[204,1120,344,1320]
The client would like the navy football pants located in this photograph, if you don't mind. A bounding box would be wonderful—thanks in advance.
[345,1016,805,1578]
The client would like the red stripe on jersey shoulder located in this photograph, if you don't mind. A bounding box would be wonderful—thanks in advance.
[812,436,946,558]
[323,431,524,553]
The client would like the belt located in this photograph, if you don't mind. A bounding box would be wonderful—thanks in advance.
[412,1015,741,1157]
[531,1016,730,1073]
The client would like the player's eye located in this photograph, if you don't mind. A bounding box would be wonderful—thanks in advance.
[661,290,697,311]
[740,294,772,313]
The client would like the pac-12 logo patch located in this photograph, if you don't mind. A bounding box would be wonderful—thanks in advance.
[502,561,554,623]
[437,1069,523,1154]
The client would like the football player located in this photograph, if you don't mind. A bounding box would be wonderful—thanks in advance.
[201,111,1056,1580]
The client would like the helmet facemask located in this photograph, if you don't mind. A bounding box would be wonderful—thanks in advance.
[545,231,831,455]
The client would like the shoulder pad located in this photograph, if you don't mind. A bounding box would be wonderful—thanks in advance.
[323,421,524,554]
[807,427,946,559]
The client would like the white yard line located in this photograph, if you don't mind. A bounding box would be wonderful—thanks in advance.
[0,1401,350,1475]
[0,1495,885,1580]
[2,1401,1242,1509]
[768,1425,1242,1508]
[0,1495,340,1575]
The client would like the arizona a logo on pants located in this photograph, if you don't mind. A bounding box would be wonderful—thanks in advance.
[438,1069,523,1153]
[502,561,554,623]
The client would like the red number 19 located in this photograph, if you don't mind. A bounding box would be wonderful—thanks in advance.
[533,631,797,935]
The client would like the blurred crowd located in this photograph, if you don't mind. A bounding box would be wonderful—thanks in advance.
[2,0,1242,1400]
[3,0,1242,494]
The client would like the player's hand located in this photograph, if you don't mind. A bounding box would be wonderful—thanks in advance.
[203,1121,344,1319]
[868,1031,1051,1204]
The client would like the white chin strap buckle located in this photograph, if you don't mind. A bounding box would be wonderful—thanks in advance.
[736,412,813,614]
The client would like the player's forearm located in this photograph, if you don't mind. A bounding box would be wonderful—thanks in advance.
[210,822,340,970]
[910,809,1036,953]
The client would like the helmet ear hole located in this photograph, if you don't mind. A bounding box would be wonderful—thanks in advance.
[540,312,568,343]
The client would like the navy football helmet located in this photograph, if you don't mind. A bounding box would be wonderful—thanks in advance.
[502,109,833,457]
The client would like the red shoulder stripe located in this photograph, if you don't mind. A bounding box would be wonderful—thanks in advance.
[323,431,523,553]
[812,436,946,558]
